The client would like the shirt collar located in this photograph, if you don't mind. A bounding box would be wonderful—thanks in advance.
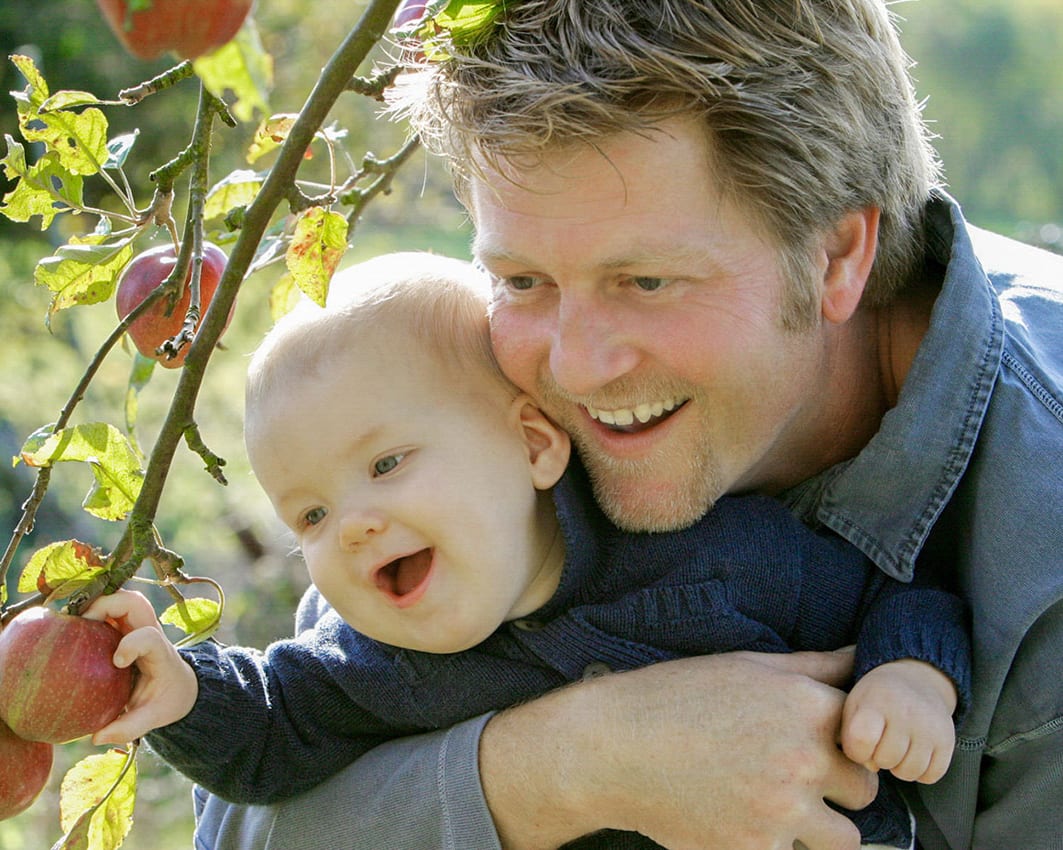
[789,193,1004,581]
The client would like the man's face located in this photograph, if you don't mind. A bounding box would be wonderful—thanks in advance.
[472,117,831,532]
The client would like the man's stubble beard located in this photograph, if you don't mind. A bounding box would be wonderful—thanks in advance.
[537,378,725,533]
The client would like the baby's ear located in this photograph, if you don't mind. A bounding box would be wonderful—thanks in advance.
[511,396,571,489]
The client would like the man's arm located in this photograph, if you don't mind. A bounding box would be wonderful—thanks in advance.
[196,650,874,850]
[194,714,501,850]
[480,650,878,850]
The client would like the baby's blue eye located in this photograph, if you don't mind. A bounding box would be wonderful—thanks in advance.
[373,454,404,476]
[304,507,327,527]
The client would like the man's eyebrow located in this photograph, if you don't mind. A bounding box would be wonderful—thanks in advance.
[473,241,715,272]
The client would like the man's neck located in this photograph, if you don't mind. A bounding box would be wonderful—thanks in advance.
[753,274,940,496]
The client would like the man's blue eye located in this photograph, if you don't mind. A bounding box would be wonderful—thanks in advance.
[633,277,666,292]
[507,276,537,291]
[304,507,327,527]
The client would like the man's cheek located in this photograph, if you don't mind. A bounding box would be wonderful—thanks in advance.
[488,308,543,389]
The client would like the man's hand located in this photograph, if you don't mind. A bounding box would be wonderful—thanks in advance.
[479,649,877,850]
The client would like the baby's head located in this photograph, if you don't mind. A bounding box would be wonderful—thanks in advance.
[246,252,513,422]
[244,252,570,652]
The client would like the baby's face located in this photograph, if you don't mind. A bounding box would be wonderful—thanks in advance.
[246,340,557,653]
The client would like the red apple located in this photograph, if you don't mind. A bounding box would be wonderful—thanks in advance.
[115,241,232,369]
[0,719,52,821]
[0,607,134,745]
[95,0,253,61]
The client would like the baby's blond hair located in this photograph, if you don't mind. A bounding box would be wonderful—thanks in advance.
[246,252,514,428]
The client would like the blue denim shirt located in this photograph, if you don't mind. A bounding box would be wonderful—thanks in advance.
[194,194,1063,850]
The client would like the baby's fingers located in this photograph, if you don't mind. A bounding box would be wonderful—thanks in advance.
[841,705,886,767]
[893,736,955,784]
[82,589,159,632]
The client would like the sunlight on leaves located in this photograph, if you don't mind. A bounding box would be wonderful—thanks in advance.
[193,20,273,123]
[11,55,109,177]
[34,239,135,323]
[268,273,302,321]
[17,423,145,521]
[285,206,348,306]
[204,169,264,220]
[57,749,137,850]
[0,139,85,230]
[160,597,222,646]
[18,540,107,600]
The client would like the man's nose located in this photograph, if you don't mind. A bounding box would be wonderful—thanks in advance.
[549,294,639,397]
[338,508,387,550]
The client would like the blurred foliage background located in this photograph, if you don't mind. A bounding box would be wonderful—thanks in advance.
[0,0,1060,848]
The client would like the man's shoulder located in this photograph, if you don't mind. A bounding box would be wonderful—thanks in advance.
[969,225,1063,295]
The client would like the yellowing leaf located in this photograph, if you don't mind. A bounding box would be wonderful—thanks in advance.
[11,56,109,177]
[35,240,134,322]
[18,539,107,598]
[0,140,85,230]
[161,597,222,646]
[285,207,348,307]
[123,353,156,456]
[268,273,302,321]
[204,169,264,220]
[17,423,145,521]
[193,20,273,124]
[246,114,298,164]
[57,750,137,850]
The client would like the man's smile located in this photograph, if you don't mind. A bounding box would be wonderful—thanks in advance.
[584,398,688,433]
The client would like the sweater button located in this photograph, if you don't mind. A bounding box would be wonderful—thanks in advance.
[582,662,611,680]
[512,618,545,632]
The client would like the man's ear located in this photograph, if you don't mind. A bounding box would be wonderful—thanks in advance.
[821,206,879,324]
[510,396,571,490]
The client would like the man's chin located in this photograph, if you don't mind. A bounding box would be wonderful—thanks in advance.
[589,474,715,533]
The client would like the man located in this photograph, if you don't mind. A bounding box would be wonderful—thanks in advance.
[195,1,1063,848]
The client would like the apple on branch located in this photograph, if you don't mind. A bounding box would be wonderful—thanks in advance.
[0,607,134,745]
[115,241,233,369]
[95,0,253,61]
[0,719,52,821]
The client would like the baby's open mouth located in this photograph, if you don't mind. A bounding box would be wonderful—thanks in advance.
[374,548,434,599]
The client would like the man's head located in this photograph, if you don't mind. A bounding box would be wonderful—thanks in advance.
[393,2,925,530]
[245,253,570,652]
[396,0,941,308]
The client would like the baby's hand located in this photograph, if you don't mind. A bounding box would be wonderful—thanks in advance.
[841,658,958,784]
[83,589,199,746]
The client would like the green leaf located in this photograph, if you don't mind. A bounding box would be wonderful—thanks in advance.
[204,169,264,220]
[17,423,145,521]
[417,0,508,58]
[11,54,109,177]
[160,597,222,646]
[123,353,156,455]
[285,207,348,307]
[245,114,297,164]
[0,140,85,229]
[40,90,103,112]
[268,273,302,321]
[35,240,134,322]
[193,19,273,123]
[57,750,137,850]
[10,54,50,112]
[18,540,107,598]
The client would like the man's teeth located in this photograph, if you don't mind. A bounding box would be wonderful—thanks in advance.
[586,398,681,426]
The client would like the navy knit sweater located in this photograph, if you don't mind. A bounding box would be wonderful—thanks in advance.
[148,460,970,847]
